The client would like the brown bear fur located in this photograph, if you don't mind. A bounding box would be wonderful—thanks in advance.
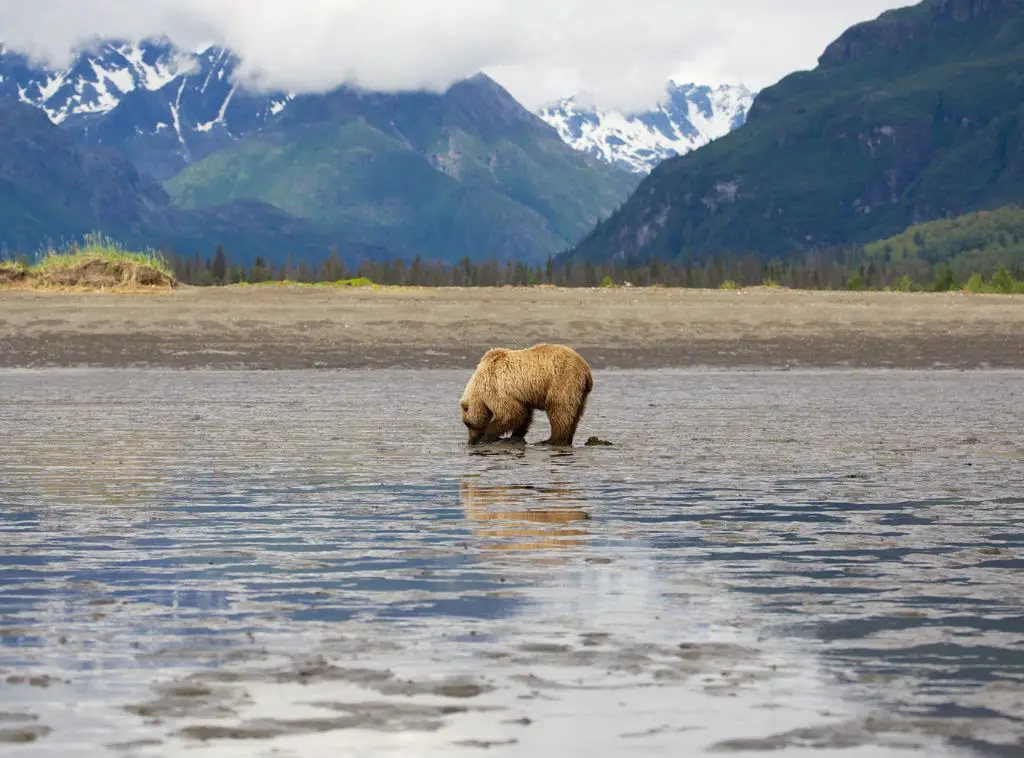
[459,343,594,446]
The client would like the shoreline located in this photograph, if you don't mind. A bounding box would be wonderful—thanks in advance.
[1,285,1022,371]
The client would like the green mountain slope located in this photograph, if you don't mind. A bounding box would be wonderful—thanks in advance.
[0,98,363,264]
[0,98,167,252]
[865,203,1024,271]
[165,74,639,263]
[566,0,1024,266]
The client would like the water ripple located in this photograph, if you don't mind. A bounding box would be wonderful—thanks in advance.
[0,367,1021,756]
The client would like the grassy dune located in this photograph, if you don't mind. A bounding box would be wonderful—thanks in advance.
[0,235,176,291]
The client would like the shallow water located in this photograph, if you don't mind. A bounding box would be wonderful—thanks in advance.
[0,367,1022,757]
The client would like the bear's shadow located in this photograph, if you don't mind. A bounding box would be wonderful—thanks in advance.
[467,436,613,456]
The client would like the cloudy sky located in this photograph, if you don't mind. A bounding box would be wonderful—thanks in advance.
[1,1,912,111]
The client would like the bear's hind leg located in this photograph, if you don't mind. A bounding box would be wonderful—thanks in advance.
[541,405,578,446]
[568,391,590,442]
[542,387,590,446]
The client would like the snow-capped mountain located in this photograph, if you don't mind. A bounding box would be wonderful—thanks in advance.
[1,38,744,181]
[0,40,191,124]
[0,40,292,180]
[536,82,754,174]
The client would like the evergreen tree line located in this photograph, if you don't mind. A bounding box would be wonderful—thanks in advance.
[168,244,1024,292]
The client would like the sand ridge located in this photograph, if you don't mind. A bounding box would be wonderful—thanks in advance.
[0,285,1021,369]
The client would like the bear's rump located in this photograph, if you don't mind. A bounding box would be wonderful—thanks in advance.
[514,361,586,410]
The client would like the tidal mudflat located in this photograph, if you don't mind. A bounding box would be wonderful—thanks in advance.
[1,286,1023,370]
[0,367,1022,757]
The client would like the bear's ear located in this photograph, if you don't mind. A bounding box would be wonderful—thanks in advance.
[460,401,469,412]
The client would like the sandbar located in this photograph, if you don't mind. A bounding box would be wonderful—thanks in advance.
[0,285,1021,370]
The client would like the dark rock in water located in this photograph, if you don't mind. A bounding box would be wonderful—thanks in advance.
[585,437,613,446]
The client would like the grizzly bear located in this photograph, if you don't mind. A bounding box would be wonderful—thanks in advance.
[459,343,594,446]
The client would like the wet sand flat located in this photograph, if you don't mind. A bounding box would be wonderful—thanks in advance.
[1,285,1022,369]
[1,368,1022,756]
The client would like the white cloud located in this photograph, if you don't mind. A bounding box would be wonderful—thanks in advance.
[0,0,912,111]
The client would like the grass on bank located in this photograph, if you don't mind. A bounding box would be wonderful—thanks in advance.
[236,277,376,288]
[0,234,176,291]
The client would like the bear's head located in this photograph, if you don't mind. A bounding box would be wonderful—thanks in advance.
[461,399,492,445]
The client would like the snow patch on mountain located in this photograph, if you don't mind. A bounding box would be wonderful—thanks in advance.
[0,40,294,179]
[0,40,198,124]
[537,81,754,174]
[269,95,293,115]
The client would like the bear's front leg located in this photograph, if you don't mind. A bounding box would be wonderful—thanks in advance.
[480,421,505,444]
[509,407,534,442]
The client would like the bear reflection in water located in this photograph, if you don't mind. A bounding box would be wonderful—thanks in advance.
[459,343,594,447]
[459,480,591,552]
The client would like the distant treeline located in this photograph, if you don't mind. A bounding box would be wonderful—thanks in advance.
[168,244,1024,293]
[5,205,1024,293]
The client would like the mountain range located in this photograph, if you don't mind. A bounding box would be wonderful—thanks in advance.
[0,41,648,264]
[1,41,292,181]
[7,0,1016,271]
[1,40,751,180]
[566,0,1024,267]
[536,83,753,174]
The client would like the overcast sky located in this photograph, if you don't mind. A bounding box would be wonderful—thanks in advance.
[1,1,912,111]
